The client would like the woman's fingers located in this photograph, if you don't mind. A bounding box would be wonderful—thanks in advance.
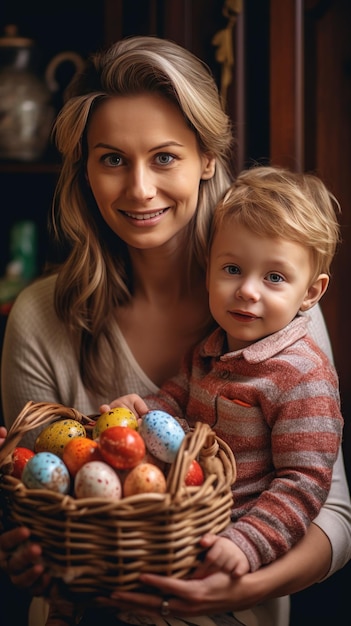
[0,527,51,594]
[0,527,30,572]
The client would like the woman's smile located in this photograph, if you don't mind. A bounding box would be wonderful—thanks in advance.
[122,208,169,221]
[120,207,170,227]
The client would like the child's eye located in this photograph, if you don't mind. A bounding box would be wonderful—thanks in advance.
[267,273,284,283]
[224,265,240,275]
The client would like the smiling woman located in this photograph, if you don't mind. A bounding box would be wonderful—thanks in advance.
[0,35,350,626]
[85,93,215,249]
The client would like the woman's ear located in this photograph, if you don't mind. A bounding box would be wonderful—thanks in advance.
[300,274,329,311]
[201,155,216,180]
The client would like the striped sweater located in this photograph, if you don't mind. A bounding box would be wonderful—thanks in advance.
[146,315,343,572]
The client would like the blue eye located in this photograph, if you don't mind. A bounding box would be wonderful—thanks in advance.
[267,273,284,283]
[225,265,240,275]
[155,153,174,165]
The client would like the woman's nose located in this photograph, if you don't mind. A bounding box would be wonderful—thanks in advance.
[126,164,156,201]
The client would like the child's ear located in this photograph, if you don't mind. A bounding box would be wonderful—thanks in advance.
[300,274,329,311]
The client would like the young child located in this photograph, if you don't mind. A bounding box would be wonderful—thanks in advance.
[108,165,343,578]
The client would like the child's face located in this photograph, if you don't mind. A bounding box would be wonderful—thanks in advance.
[207,220,320,352]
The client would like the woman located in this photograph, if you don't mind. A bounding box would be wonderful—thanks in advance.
[1,36,350,626]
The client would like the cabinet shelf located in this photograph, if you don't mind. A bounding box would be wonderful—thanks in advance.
[0,162,61,174]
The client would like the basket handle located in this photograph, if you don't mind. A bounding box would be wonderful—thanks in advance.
[0,401,91,472]
[166,421,236,497]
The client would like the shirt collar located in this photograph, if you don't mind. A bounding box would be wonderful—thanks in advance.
[200,315,310,364]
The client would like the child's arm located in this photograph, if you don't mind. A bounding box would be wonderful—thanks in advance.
[193,534,250,579]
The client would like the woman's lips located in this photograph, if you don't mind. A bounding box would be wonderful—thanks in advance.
[122,208,168,220]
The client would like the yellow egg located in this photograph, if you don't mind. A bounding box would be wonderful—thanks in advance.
[34,419,86,458]
[93,407,138,440]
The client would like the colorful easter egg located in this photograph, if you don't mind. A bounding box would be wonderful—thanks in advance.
[184,459,205,486]
[74,461,122,499]
[99,426,145,470]
[93,408,138,440]
[11,447,35,479]
[22,452,70,494]
[35,419,86,458]
[139,411,185,463]
[63,437,102,477]
[123,462,167,496]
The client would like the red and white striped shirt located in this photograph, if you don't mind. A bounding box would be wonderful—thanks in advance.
[146,315,343,571]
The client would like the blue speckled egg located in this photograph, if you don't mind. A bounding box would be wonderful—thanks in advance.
[139,410,185,463]
[22,452,70,494]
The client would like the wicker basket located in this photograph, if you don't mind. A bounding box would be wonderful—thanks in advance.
[0,401,236,594]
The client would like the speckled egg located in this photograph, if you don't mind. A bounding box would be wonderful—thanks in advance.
[22,452,70,494]
[139,411,185,463]
[123,462,167,497]
[63,437,102,477]
[93,408,138,440]
[11,447,35,479]
[74,461,122,499]
[34,419,86,458]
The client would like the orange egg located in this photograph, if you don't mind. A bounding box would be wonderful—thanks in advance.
[123,462,167,496]
[63,437,102,477]
[184,459,205,486]
[99,426,145,470]
[11,447,35,479]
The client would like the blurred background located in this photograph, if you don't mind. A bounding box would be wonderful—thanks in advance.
[0,1,350,623]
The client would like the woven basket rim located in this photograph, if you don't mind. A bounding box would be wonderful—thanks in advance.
[0,401,237,505]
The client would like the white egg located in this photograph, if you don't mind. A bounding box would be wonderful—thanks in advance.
[74,461,122,499]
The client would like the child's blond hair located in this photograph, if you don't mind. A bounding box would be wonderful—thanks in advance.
[210,166,341,280]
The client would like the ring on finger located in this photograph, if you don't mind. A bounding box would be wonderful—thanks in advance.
[160,599,171,617]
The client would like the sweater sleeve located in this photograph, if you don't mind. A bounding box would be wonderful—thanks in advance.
[221,351,344,572]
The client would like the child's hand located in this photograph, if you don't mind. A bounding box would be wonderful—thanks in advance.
[99,394,149,419]
[193,534,250,579]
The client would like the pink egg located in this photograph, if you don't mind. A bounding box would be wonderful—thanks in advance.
[123,462,167,497]
[74,461,122,499]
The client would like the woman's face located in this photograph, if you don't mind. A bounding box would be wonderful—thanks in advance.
[86,93,215,250]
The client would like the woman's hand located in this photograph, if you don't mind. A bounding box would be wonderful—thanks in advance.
[0,527,51,596]
[93,570,262,618]
[0,425,7,446]
[93,523,332,619]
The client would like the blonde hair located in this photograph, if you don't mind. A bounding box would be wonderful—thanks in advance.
[51,36,233,395]
[210,166,341,280]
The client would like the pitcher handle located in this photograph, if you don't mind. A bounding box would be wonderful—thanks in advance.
[45,51,85,93]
